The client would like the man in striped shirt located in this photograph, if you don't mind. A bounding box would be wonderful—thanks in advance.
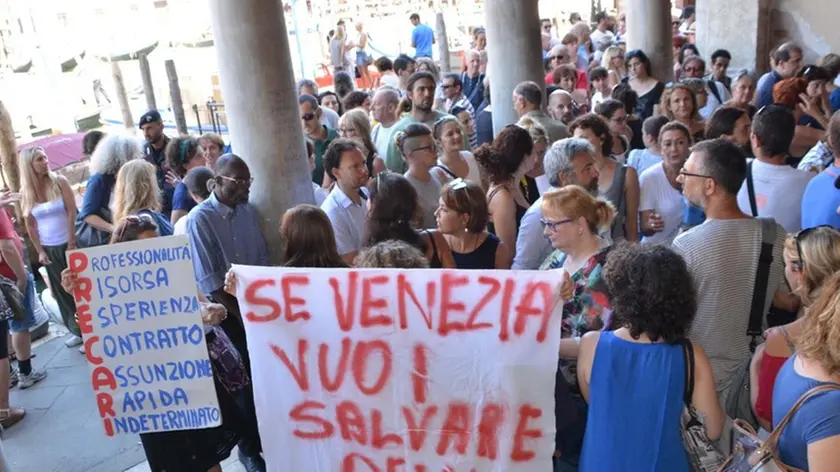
[674,139,787,398]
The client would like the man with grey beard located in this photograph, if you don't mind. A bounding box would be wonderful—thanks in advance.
[513,138,601,269]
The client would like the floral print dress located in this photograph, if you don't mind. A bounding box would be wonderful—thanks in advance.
[540,247,613,337]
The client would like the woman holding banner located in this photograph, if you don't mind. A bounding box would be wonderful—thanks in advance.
[60,216,263,472]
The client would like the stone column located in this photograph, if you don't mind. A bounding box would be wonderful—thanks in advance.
[111,62,134,130]
[165,60,188,135]
[208,0,314,265]
[138,53,157,111]
[696,0,770,74]
[435,12,451,73]
[626,0,673,83]
[484,0,544,135]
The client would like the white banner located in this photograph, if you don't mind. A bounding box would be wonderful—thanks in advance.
[234,266,565,472]
[68,235,221,436]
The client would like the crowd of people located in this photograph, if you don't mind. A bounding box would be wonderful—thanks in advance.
[2,6,840,472]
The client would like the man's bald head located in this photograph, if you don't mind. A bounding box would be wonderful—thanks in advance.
[548,90,575,124]
[216,153,248,176]
[372,87,401,124]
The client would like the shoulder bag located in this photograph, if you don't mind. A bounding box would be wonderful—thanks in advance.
[75,207,112,248]
[0,275,24,321]
[725,217,777,430]
[720,383,840,471]
[681,339,726,471]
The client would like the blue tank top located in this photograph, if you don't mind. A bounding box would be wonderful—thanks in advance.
[451,233,499,270]
[580,331,689,471]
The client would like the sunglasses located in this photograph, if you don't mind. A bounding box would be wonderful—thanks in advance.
[449,178,469,191]
[410,144,437,154]
[218,175,254,186]
[794,225,834,271]
[115,214,155,243]
[301,112,316,121]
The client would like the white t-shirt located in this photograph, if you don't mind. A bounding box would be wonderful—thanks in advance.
[319,106,340,130]
[380,74,400,89]
[736,159,816,233]
[372,123,396,160]
[434,151,482,186]
[589,28,616,51]
[639,164,683,245]
[174,214,189,236]
[627,148,663,175]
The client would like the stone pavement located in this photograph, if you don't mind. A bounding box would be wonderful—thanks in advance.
[3,327,247,472]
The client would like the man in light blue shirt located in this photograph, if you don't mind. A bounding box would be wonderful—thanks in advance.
[513,138,600,269]
[410,13,435,58]
[321,139,371,264]
[801,113,840,229]
[184,153,268,471]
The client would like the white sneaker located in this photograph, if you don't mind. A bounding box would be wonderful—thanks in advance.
[64,335,83,347]
[18,369,47,389]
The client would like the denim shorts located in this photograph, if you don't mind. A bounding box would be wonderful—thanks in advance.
[356,51,369,66]
[9,272,37,333]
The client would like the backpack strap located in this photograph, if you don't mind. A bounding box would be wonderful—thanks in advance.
[707,79,723,106]
[746,160,758,217]
[748,217,776,351]
[681,339,696,405]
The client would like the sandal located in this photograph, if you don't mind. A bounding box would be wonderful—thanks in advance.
[0,407,25,430]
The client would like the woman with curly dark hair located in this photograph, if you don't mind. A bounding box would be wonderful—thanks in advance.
[570,114,640,242]
[165,136,207,225]
[577,243,724,471]
[474,124,535,257]
[364,172,455,268]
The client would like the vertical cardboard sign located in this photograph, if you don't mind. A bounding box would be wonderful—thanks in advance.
[235,266,565,472]
[68,235,221,436]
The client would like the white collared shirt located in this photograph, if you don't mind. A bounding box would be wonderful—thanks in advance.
[321,185,368,256]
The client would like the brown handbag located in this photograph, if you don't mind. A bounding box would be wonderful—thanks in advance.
[719,383,840,471]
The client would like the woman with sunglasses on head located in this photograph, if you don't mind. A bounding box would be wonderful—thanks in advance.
[18,147,81,347]
[570,114,640,243]
[166,136,207,226]
[475,125,536,258]
[750,226,840,432]
[435,179,511,269]
[396,123,444,229]
[432,115,481,185]
[364,172,455,269]
[113,160,174,236]
[771,270,840,470]
[61,215,264,472]
[338,109,385,179]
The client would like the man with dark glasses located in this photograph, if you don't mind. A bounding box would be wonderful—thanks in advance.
[801,111,840,229]
[299,94,338,188]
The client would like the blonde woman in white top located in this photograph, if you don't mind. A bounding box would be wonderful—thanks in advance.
[432,116,482,185]
[19,147,81,345]
[601,45,627,88]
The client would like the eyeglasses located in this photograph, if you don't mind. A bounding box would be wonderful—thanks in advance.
[794,225,834,271]
[338,127,358,136]
[410,144,437,154]
[301,112,316,121]
[540,217,574,233]
[678,170,713,179]
[218,175,254,186]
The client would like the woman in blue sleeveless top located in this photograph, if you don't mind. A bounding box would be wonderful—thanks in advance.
[435,178,511,269]
[576,243,724,471]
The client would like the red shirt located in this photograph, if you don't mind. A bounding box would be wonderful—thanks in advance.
[0,209,23,280]
[544,70,589,91]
